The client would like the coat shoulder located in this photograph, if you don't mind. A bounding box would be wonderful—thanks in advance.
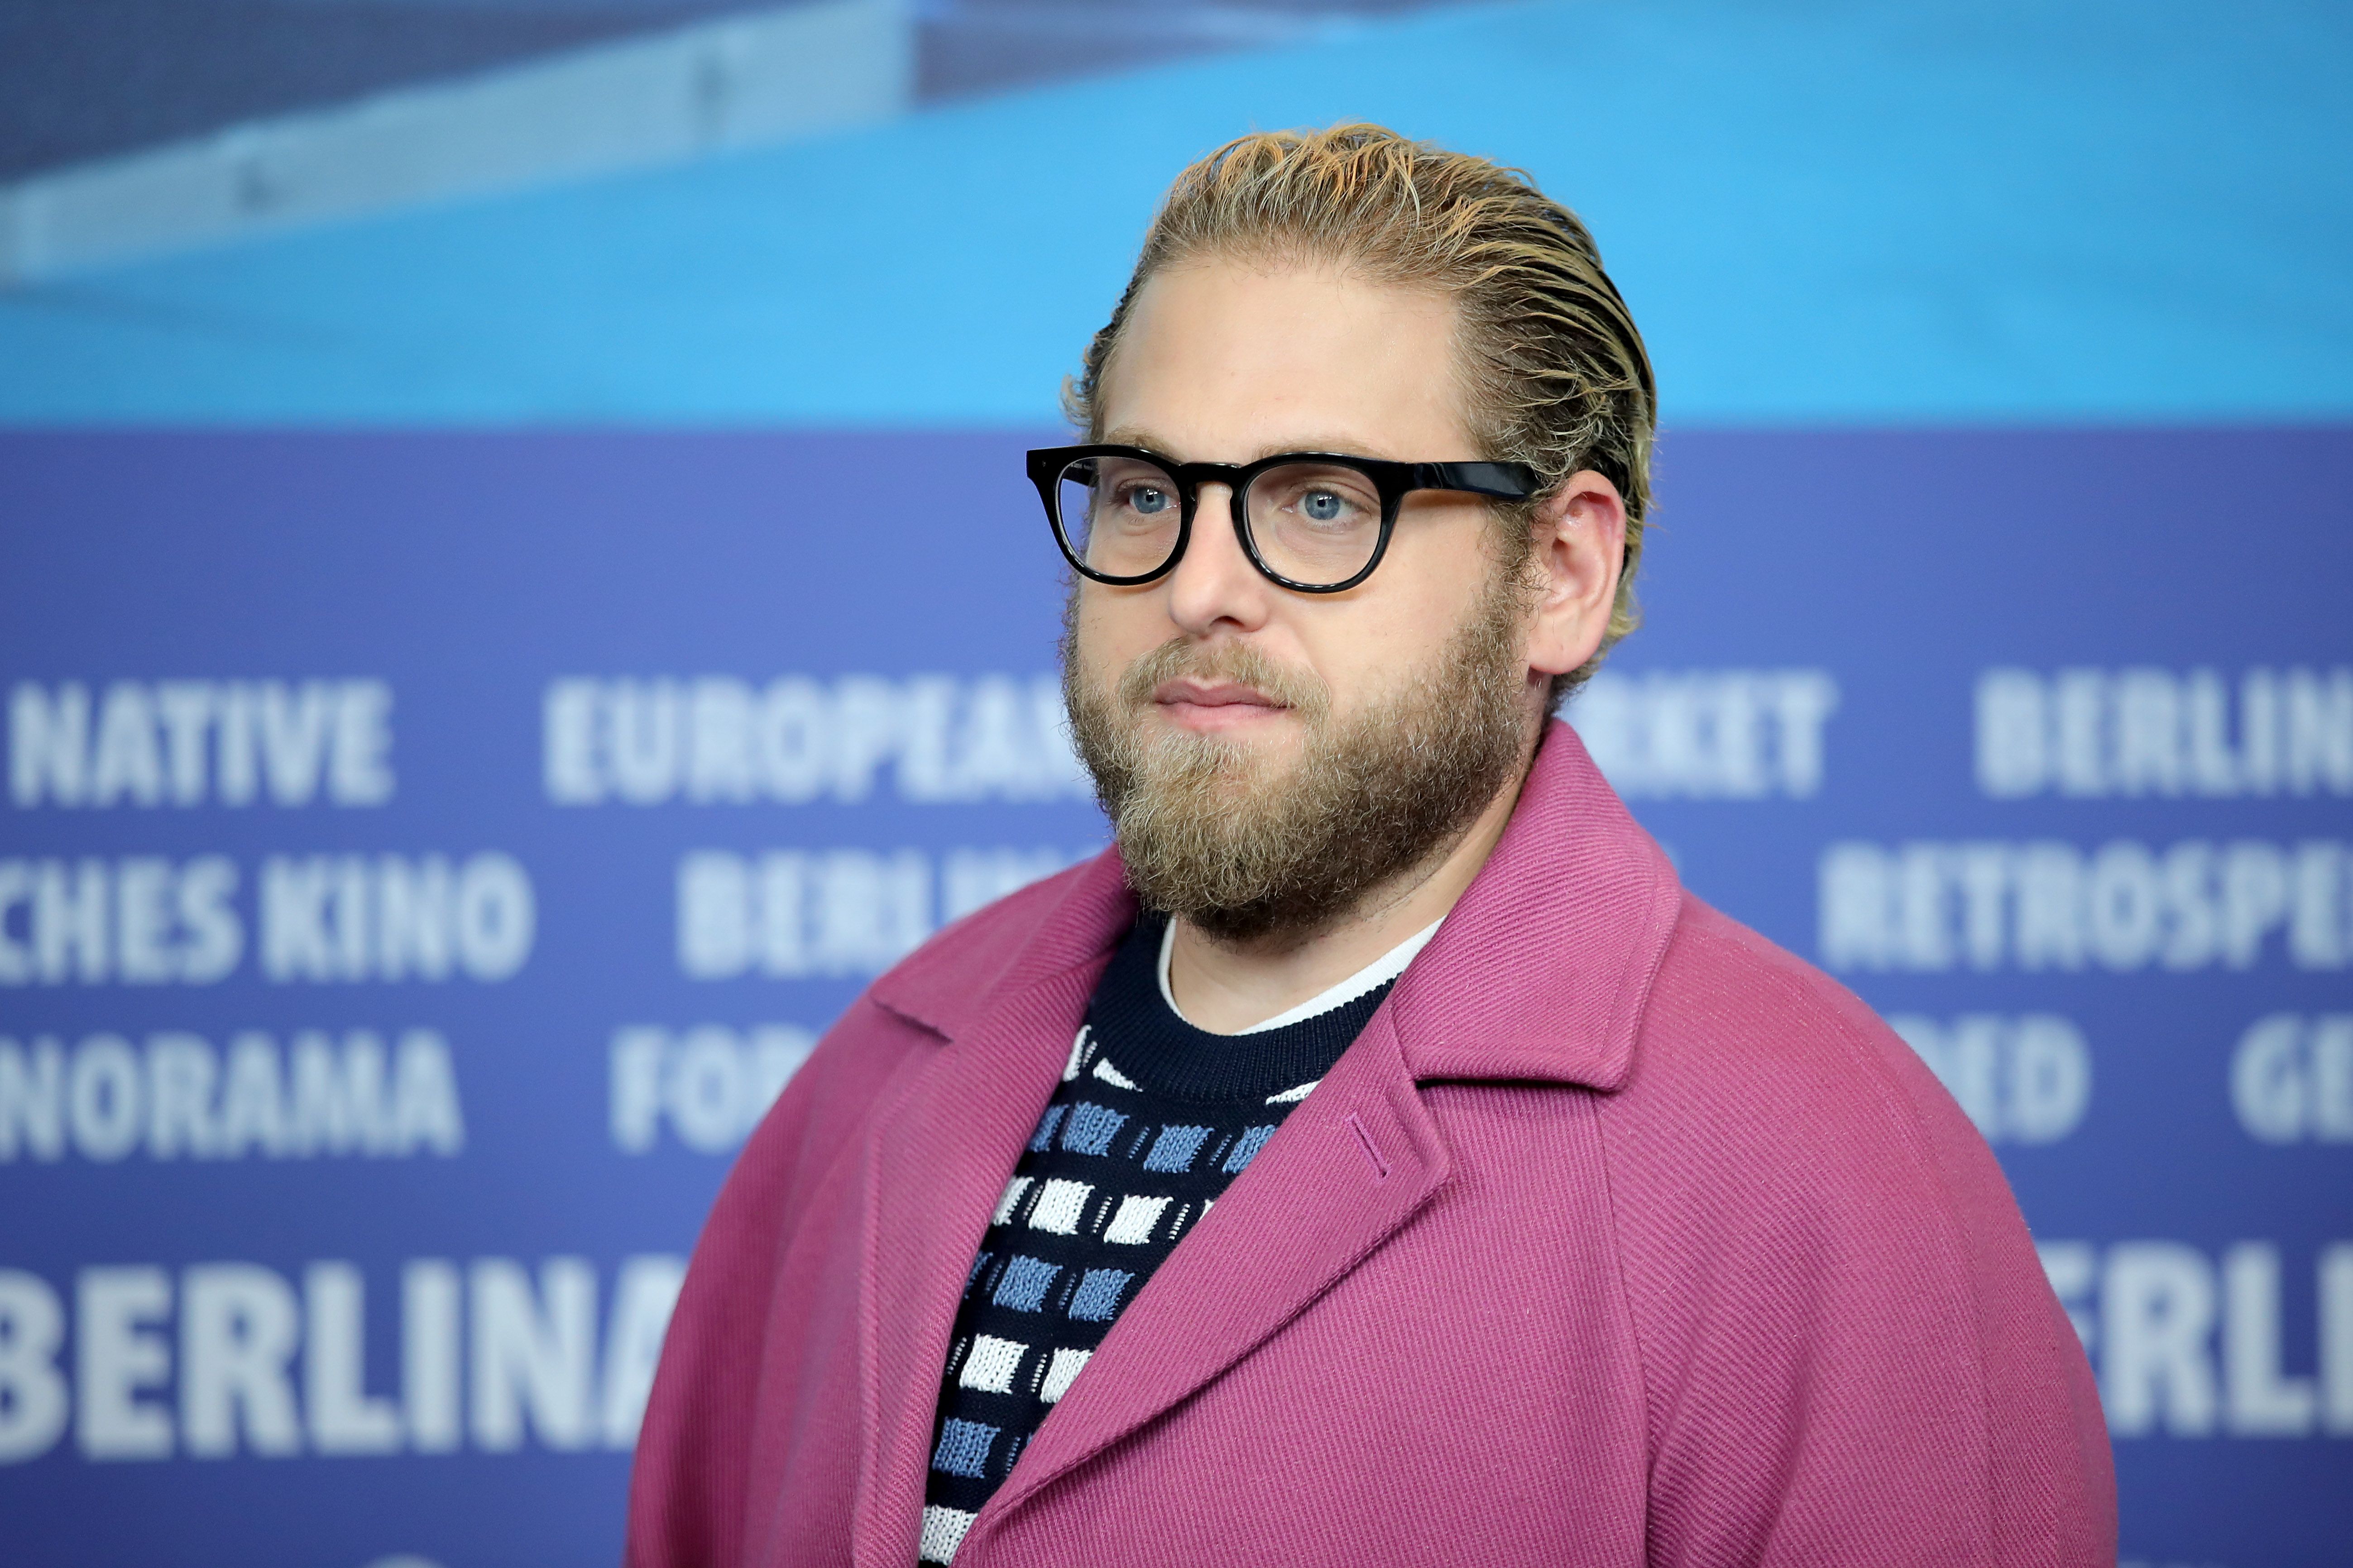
[1631,895,1971,1174]
[1599,900,2113,1562]
[1606,893,2040,1320]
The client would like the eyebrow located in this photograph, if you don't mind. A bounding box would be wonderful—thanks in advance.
[1099,427,1397,464]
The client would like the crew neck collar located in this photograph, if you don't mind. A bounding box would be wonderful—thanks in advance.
[1156,916,1444,1035]
[1081,915,1398,1102]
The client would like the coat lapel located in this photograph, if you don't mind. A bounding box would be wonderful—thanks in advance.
[965,1004,1448,1541]
[848,859,1133,1568]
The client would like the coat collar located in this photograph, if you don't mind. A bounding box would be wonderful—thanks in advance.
[867,717,1684,1091]
[1385,717,1684,1090]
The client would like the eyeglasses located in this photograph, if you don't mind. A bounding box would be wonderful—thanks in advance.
[1028,444,1541,593]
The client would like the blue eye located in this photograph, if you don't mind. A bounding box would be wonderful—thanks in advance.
[1128,486,1172,515]
[1302,490,1345,522]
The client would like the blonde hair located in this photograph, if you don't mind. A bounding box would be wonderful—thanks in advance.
[1065,123,1657,703]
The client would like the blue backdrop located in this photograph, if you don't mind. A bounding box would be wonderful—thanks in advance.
[3,3,2350,1565]
[3,426,2348,1565]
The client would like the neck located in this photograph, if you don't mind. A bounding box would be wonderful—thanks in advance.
[1164,745,1534,1034]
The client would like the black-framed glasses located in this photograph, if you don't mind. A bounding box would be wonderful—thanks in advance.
[1028,444,1541,593]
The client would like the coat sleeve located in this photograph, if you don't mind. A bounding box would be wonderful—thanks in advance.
[1608,908,2116,1567]
[623,997,931,1568]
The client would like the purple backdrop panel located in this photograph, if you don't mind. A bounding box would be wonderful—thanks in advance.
[0,428,2346,1567]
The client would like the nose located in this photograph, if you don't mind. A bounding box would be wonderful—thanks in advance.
[1162,482,1273,639]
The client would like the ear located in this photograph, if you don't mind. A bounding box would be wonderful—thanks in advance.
[1522,469,1628,684]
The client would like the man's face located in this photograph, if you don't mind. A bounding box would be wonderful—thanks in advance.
[1075,258,1523,760]
[1065,257,1541,942]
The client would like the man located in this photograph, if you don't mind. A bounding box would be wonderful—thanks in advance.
[628,124,2114,1566]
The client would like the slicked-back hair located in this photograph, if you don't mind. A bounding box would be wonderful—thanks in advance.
[1065,123,1656,705]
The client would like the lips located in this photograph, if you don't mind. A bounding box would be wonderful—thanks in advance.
[1152,680,1285,711]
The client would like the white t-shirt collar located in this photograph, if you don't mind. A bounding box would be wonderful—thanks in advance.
[1156,915,1442,1036]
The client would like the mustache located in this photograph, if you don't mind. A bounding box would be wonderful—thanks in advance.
[1113,638,1333,722]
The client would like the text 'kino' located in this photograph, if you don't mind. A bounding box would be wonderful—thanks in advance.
[543,675,1091,806]
[1977,666,2353,799]
[0,1258,683,1464]
[0,853,533,985]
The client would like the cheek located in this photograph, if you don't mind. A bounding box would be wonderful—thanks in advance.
[1076,587,1166,678]
[1306,526,1500,696]
[1289,606,1447,721]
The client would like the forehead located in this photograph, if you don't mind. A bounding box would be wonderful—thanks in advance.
[1096,258,1476,461]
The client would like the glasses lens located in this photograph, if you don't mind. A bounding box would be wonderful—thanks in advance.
[1244,461,1385,586]
[1058,456,1183,578]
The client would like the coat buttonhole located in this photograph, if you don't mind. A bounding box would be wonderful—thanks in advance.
[1345,1113,1390,1181]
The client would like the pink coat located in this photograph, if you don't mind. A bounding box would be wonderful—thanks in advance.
[627,722,2115,1567]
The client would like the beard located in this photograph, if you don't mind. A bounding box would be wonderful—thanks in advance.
[1062,562,1538,947]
